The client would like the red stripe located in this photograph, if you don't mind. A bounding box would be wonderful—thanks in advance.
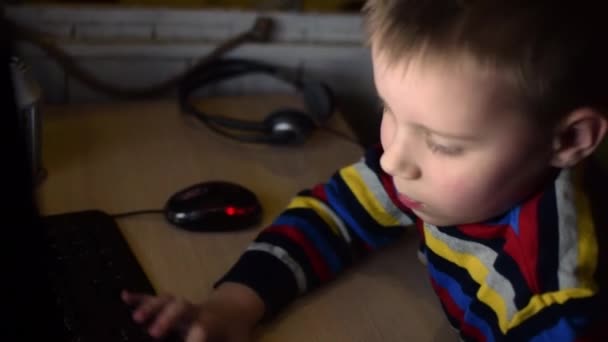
[457,223,508,240]
[416,219,425,243]
[361,242,374,252]
[457,222,539,293]
[378,172,414,214]
[513,193,541,293]
[378,168,423,243]
[311,184,328,201]
[430,279,486,342]
[265,225,332,282]
[457,195,543,293]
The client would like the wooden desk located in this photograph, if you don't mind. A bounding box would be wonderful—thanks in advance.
[38,95,450,342]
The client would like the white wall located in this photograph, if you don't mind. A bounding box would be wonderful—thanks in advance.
[6,5,380,144]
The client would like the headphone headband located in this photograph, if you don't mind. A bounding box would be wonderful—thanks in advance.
[178,58,334,145]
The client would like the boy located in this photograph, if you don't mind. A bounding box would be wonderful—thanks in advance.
[122,1,608,341]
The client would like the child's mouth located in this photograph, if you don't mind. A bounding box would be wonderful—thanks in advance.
[397,193,423,210]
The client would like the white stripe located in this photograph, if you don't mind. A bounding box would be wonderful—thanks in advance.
[247,242,307,294]
[354,161,415,226]
[417,249,428,266]
[425,223,518,321]
[554,169,580,288]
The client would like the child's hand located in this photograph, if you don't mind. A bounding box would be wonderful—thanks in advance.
[121,283,265,342]
[121,290,201,341]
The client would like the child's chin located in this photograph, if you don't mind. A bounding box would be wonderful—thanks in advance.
[413,210,460,227]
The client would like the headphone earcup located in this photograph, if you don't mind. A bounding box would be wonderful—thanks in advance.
[301,81,334,123]
[263,110,316,145]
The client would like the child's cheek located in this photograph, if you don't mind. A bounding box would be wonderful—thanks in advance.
[433,173,481,210]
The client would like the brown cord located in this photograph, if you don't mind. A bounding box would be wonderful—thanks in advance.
[3,16,275,100]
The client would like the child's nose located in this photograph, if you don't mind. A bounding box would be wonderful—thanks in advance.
[380,146,421,180]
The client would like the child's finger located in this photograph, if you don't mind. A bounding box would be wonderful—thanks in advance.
[132,295,173,323]
[147,299,190,338]
[121,290,150,305]
[185,324,207,342]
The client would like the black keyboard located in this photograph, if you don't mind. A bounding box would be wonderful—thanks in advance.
[43,210,179,342]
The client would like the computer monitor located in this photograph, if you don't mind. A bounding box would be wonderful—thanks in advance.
[1,17,66,341]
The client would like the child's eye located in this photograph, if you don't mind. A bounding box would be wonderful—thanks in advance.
[427,140,463,156]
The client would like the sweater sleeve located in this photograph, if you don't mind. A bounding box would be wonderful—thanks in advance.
[215,145,418,317]
[500,293,607,342]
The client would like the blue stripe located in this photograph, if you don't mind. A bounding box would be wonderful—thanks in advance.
[428,260,496,342]
[486,205,521,235]
[529,317,582,342]
[325,178,393,249]
[273,214,342,274]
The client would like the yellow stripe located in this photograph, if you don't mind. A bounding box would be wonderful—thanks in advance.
[287,196,341,237]
[340,165,401,226]
[423,224,510,333]
[573,168,599,291]
[508,288,595,329]
[509,168,598,329]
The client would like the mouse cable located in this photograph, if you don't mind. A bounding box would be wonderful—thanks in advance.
[111,209,165,219]
[2,16,274,100]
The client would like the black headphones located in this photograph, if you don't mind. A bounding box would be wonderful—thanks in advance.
[178,58,335,145]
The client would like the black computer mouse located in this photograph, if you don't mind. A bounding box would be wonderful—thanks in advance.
[164,181,262,232]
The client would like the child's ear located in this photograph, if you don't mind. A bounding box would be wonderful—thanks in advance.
[550,108,608,168]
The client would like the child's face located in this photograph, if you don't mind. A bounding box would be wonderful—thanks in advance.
[373,48,556,226]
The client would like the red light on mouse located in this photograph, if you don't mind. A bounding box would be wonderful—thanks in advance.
[224,206,250,216]
[224,206,255,216]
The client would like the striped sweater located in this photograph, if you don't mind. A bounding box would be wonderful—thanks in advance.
[217,145,607,341]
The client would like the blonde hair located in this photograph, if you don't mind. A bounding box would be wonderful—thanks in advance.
[363,0,608,121]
